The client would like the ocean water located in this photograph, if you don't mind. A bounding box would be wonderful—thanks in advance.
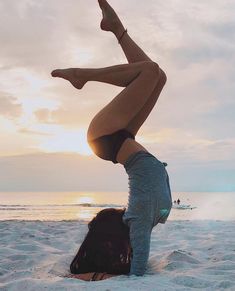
[0,192,234,221]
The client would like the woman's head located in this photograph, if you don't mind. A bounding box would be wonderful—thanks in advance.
[70,208,131,274]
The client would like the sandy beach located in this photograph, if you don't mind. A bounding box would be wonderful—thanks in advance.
[1,0,234,290]
[0,220,234,290]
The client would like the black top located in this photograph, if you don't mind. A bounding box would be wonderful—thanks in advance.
[88,129,135,164]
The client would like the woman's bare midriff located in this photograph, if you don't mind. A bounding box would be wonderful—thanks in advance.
[116,138,149,165]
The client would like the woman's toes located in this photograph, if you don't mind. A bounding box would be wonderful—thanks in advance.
[98,0,106,8]
[98,0,121,33]
[51,68,85,90]
[51,69,60,77]
[98,0,103,8]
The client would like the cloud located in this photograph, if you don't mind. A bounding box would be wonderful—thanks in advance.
[0,93,22,118]
[0,0,109,70]
[140,127,235,163]
[18,128,52,136]
[34,81,122,128]
[34,108,52,123]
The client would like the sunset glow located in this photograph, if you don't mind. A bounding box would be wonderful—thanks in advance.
[0,0,234,191]
[76,209,94,221]
[77,196,94,204]
[38,128,92,156]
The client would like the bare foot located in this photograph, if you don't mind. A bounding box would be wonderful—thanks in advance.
[98,0,125,38]
[51,68,86,90]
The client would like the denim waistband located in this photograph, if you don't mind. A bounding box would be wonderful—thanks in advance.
[123,150,158,171]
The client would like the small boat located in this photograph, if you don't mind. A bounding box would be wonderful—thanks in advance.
[172,204,196,210]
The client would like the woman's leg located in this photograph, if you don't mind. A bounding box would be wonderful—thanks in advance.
[98,0,152,63]
[52,61,157,89]
[98,0,167,135]
[51,61,160,138]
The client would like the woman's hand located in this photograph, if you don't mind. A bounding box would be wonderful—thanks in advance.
[66,272,118,281]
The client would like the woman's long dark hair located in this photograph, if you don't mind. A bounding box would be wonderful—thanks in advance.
[70,208,131,274]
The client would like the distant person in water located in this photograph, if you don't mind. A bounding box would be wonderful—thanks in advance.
[51,0,172,280]
[177,199,181,205]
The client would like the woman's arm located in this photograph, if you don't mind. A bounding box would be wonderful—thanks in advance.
[128,218,152,276]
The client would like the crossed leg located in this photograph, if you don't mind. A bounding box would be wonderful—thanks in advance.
[98,0,167,136]
[120,33,167,136]
[51,0,166,142]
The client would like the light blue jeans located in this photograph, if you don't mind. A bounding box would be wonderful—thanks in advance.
[122,150,172,276]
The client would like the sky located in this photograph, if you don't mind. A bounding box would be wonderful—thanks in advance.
[0,0,234,192]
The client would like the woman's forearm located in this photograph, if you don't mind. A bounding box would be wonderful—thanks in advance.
[128,218,152,276]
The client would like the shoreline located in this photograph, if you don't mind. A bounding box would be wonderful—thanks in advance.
[1,218,235,222]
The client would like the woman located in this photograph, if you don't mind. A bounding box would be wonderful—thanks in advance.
[52,0,172,281]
